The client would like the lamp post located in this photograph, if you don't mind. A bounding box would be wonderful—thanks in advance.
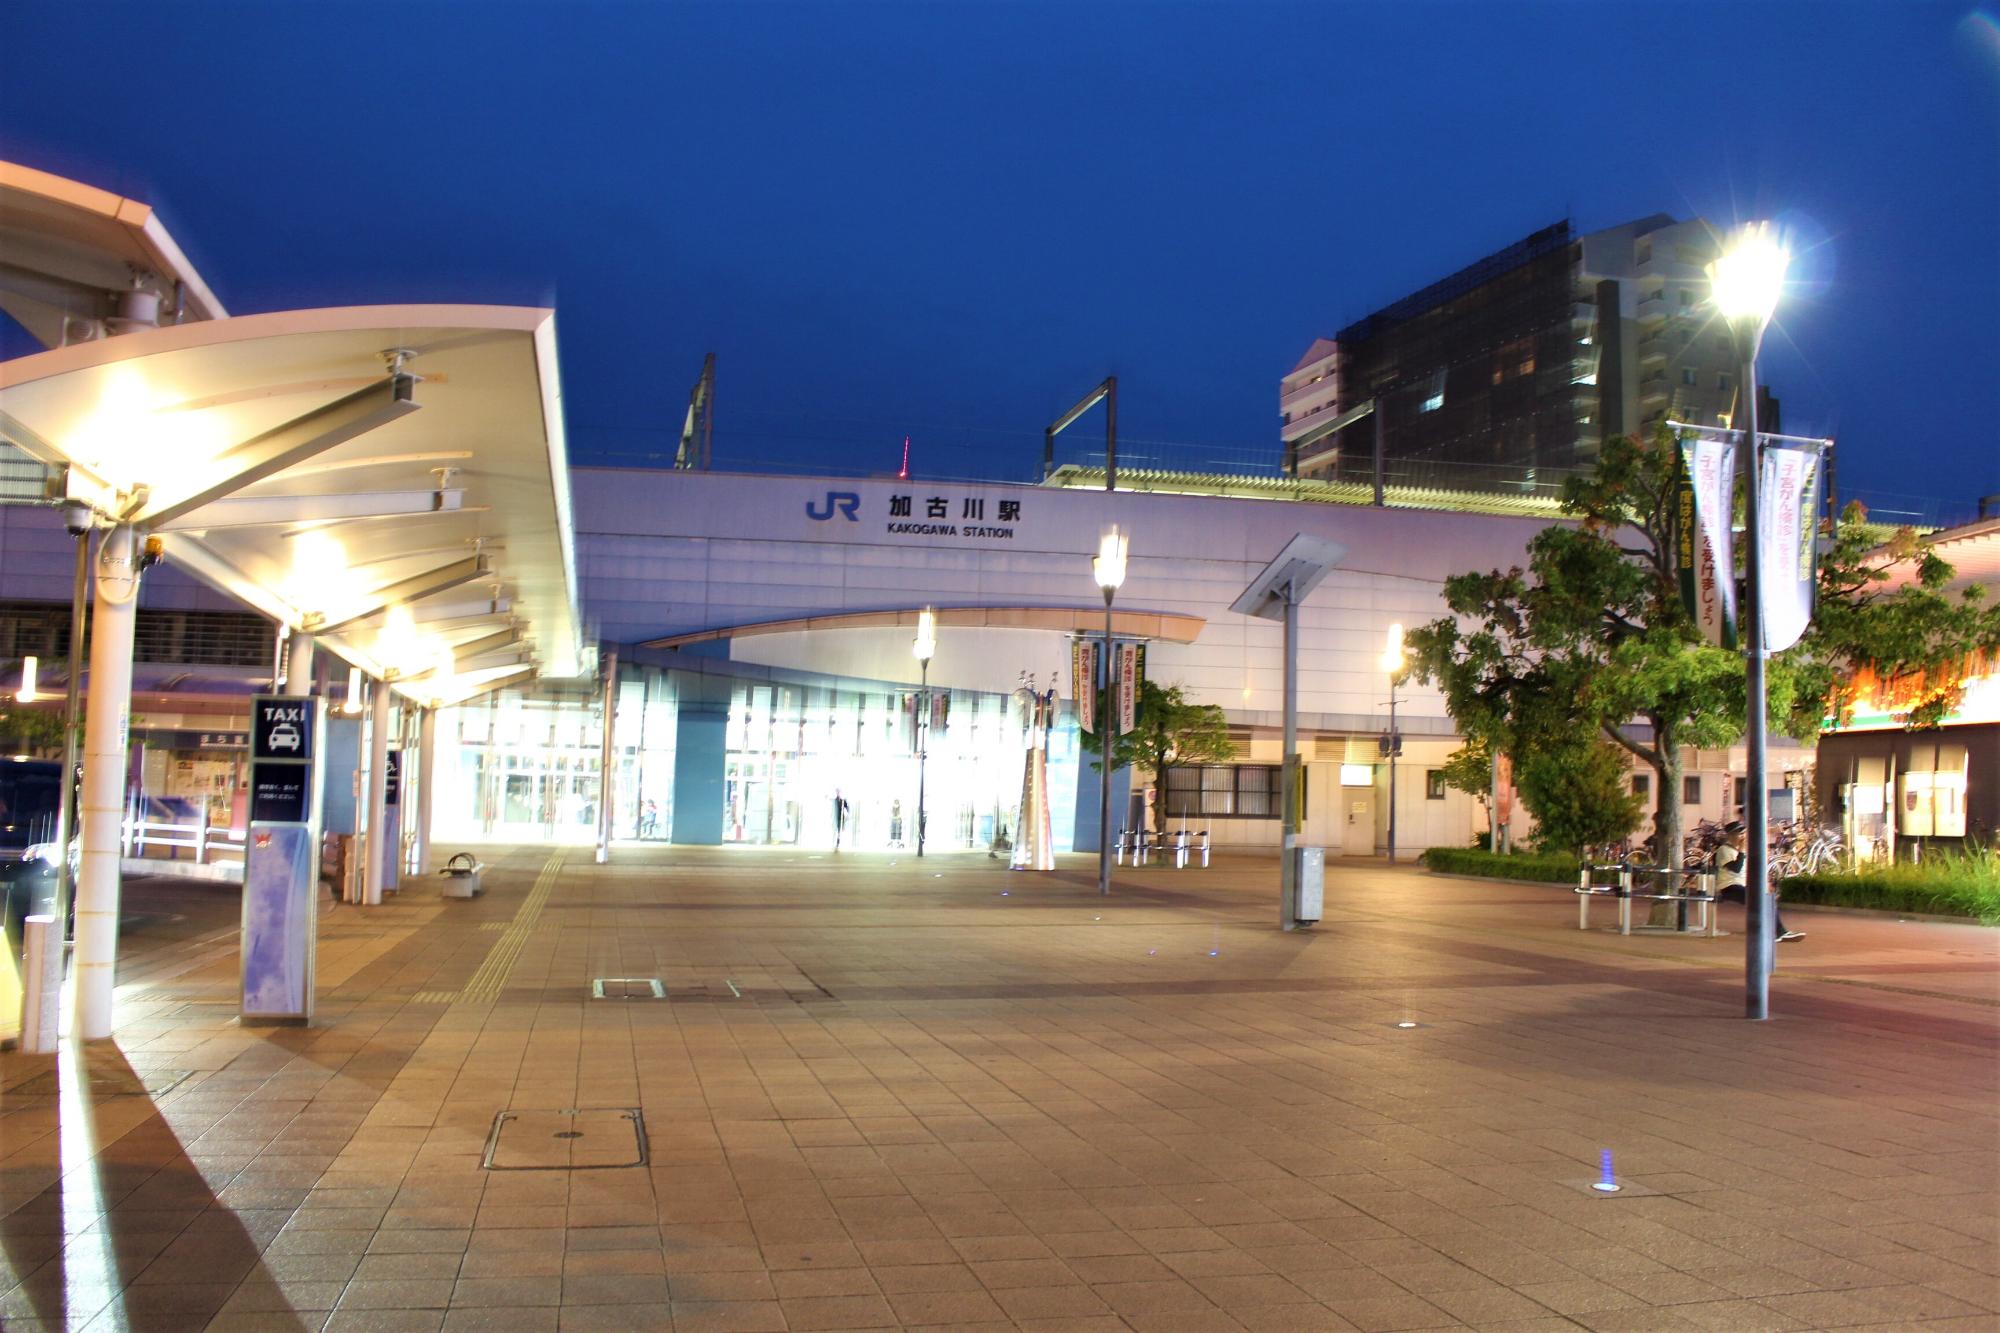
[1381,623,1405,865]
[1093,526,1127,896]
[913,607,936,858]
[1710,222,1790,1022]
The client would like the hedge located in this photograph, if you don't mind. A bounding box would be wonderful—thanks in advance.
[1780,851,2000,926]
[1419,847,1577,884]
[1420,845,1999,925]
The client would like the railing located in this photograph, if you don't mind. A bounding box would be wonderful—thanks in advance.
[122,818,246,865]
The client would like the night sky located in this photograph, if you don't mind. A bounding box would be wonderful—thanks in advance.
[4,2,1996,525]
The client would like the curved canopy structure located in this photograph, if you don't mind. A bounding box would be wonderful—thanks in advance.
[642,604,1207,651]
[0,304,582,703]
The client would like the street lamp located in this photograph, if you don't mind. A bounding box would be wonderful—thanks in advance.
[1093,526,1128,896]
[1380,623,1405,865]
[1710,221,1790,1022]
[913,606,936,858]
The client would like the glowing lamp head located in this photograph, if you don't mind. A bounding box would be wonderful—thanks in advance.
[1709,222,1790,326]
[913,606,937,663]
[1380,622,1406,675]
[1092,526,1128,592]
[16,655,37,703]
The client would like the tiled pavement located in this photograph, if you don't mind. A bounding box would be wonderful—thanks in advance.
[2,846,1996,1332]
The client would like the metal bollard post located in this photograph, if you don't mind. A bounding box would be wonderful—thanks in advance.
[1617,865,1633,936]
[1199,831,1210,868]
[21,915,62,1054]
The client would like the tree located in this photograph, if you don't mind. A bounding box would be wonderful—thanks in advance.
[1516,738,1644,856]
[0,702,66,757]
[1406,425,2000,879]
[1080,678,1236,833]
[1405,426,1739,875]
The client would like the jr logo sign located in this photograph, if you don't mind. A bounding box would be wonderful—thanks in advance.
[806,491,861,521]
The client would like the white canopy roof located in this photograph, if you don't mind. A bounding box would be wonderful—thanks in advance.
[0,304,584,704]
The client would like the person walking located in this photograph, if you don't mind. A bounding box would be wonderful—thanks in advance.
[832,790,850,851]
[1715,820,1803,942]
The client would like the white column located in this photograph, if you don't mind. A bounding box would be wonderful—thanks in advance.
[364,680,390,905]
[415,706,437,874]
[287,632,315,696]
[75,525,140,1039]
[595,649,618,864]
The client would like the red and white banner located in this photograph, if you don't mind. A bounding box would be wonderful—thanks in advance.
[1071,640,1097,733]
[1676,436,1738,649]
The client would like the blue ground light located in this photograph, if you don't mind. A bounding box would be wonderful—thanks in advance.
[1593,1148,1621,1192]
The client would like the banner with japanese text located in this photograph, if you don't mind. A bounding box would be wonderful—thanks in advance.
[1116,642,1144,735]
[1071,640,1097,733]
[1676,436,1738,649]
[1758,443,1822,653]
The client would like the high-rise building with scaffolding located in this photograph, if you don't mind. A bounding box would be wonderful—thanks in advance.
[1281,215,1768,492]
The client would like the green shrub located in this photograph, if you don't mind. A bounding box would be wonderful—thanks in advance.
[1781,848,2000,925]
[1420,847,1577,884]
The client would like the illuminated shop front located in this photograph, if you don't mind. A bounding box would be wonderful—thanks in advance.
[433,661,1076,852]
[1817,652,1998,859]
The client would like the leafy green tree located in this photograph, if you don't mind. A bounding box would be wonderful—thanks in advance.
[1081,677,1236,833]
[0,702,66,757]
[1405,427,1739,873]
[1775,508,2000,735]
[1517,738,1644,856]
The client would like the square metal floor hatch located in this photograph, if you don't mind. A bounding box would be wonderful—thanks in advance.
[482,1108,648,1170]
[591,977,666,999]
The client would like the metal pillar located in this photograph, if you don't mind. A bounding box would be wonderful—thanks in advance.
[287,631,315,697]
[416,706,437,875]
[915,656,929,858]
[595,649,618,864]
[74,524,140,1040]
[1279,579,1299,908]
[1104,375,1118,493]
[364,679,390,905]
[1098,589,1116,895]
[1738,336,1775,1019]
[51,529,88,948]
[1385,680,1400,864]
[1372,400,1386,507]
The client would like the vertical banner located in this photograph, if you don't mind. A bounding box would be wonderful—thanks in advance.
[901,692,919,751]
[1759,444,1823,653]
[1676,436,1738,648]
[1116,642,1140,735]
[1071,640,1096,733]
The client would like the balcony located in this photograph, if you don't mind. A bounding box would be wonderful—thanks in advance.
[1636,291,1667,321]
[1637,333,1668,365]
[1639,371,1670,404]
[1280,375,1340,411]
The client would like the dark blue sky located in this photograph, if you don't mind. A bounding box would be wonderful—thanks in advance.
[4,2,1997,522]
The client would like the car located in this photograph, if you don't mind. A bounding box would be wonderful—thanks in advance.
[2,759,66,948]
[267,721,302,753]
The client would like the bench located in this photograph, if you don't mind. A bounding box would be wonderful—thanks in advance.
[440,852,486,899]
[1574,862,1718,936]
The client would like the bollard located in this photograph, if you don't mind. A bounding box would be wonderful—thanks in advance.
[1617,865,1634,935]
[20,915,61,1054]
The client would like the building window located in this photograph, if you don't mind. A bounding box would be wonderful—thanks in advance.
[1632,773,1651,798]
[1735,776,1748,810]
[1636,237,1653,265]
[1164,764,1290,821]
[1681,368,1698,387]
[1683,775,1702,805]
[1717,372,1732,392]
[1421,392,1444,413]
[1426,770,1446,800]
[1678,288,1694,307]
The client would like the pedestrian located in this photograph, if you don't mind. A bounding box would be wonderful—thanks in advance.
[1715,820,1803,942]
[833,790,849,851]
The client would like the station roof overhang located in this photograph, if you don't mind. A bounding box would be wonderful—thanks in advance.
[641,605,1206,651]
[0,304,584,706]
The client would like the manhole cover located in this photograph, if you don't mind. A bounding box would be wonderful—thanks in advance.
[4,1068,191,1098]
[591,978,666,999]
[482,1108,647,1170]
